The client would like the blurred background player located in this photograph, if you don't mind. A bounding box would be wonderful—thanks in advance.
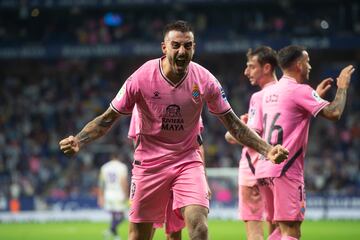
[224,46,278,240]
[98,154,129,240]
[128,106,210,240]
[256,45,355,240]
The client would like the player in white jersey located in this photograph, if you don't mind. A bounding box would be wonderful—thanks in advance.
[98,155,129,240]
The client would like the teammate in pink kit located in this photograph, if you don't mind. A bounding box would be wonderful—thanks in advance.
[225,46,278,240]
[256,45,355,240]
[59,21,288,240]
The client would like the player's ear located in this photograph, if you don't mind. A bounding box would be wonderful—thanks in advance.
[295,60,302,72]
[263,63,271,74]
[161,41,166,55]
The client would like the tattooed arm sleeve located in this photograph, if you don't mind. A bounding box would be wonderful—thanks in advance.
[76,107,121,148]
[218,110,271,156]
[319,88,347,121]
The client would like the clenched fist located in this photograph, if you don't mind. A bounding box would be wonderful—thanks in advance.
[267,144,289,164]
[59,135,80,157]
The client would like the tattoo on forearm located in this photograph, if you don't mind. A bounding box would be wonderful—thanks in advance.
[76,108,119,147]
[323,88,347,118]
[219,111,270,156]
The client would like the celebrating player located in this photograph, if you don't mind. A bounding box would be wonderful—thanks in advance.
[59,20,288,240]
[225,46,279,240]
[256,45,355,240]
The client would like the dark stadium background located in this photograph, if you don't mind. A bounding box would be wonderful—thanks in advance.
[0,0,359,221]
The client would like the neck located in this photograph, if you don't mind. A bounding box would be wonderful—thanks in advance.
[283,70,301,83]
[161,58,185,84]
[259,73,278,89]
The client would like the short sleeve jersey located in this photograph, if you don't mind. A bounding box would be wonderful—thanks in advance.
[239,82,274,173]
[112,57,230,166]
[256,76,329,180]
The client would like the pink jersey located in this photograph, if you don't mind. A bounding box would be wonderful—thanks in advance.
[112,57,230,168]
[239,82,274,186]
[128,106,204,140]
[256,76,329,180]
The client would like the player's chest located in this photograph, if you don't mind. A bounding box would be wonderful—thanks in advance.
[141,80,203,106]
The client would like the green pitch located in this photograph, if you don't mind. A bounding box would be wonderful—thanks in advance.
[0,220,359,239]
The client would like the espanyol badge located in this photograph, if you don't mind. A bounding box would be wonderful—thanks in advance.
[192,84,200,103]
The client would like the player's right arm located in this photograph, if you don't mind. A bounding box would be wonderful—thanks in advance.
[319,65,355,121]
[59,107,121,156]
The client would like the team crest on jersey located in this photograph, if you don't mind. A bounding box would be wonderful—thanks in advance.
[161,104,185,131]
[311,90,323,103]
[192,84,201,103]
[115,81,127,101]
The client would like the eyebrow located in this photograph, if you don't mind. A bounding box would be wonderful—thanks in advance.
[170,41,193,44]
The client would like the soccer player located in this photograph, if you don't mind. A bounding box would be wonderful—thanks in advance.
[128,106,210,240]
[255,45,355,240]
[59,20,288,240]
[224,46,279,240]
[98,154,129,240]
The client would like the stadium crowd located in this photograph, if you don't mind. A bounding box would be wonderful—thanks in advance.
[0,0,359,45]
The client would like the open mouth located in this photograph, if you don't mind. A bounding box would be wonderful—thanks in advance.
[175,58,186,67]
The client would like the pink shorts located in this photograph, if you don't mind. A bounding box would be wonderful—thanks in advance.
[129,160,209,223]
[153,193,185,234]
[238,166,257,186]
[258,175,305,222]
[238,184,265,221]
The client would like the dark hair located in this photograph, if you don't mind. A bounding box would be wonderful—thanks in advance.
[163,20,193,39]
[247,46,278,71]
[278,45,306,70]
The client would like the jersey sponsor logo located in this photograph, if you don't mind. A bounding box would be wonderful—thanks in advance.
[161,104,185,131]
[220,87,228,102]
[115,81,127,101]
[152,91,161,99]
[311,90,323,102]
[192,84,200,103]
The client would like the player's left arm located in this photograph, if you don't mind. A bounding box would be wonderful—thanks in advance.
[319,65,355,121]
[218,110,288,164]
[224,113,247,145]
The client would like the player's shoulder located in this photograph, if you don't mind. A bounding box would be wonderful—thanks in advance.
[251,89,265,100]
[131,58,159,80]
[189,61,212,76]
